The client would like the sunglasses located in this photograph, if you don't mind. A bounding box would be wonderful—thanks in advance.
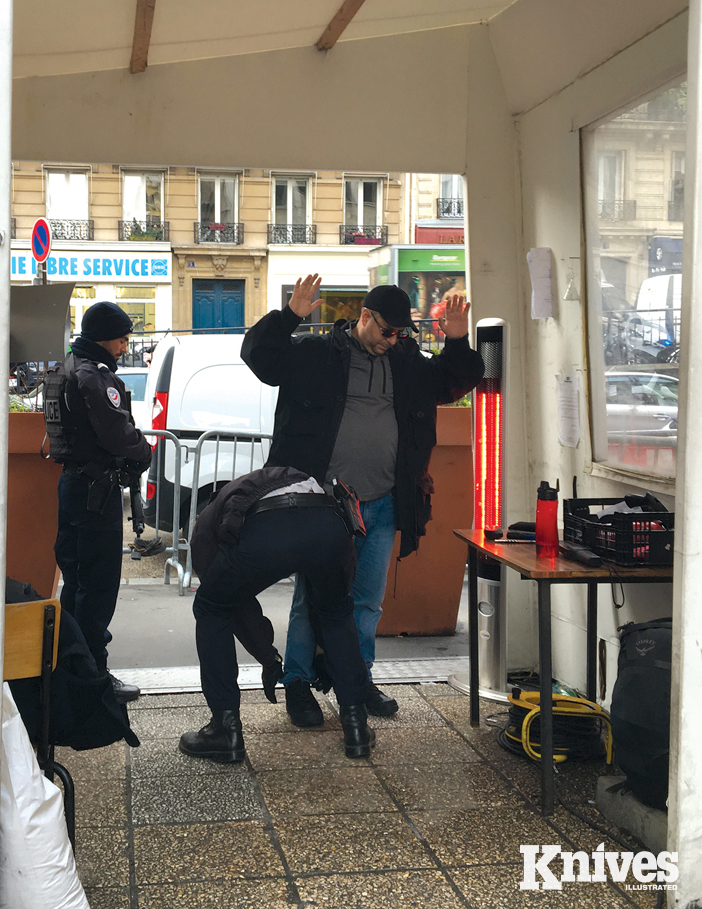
[369,310,409,339]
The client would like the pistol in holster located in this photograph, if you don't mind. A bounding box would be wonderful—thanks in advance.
[82,463,120,514]
[331,475,366,538]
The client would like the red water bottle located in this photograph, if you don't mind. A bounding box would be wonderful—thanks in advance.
[536,480,559,559]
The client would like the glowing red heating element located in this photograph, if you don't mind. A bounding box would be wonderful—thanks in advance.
[474,377,503,531]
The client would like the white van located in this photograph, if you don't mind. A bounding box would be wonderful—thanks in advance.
[632,273,681,346]
[142,334,277,531]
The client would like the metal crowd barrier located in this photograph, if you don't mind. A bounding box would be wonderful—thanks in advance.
[182,430,273,591]
[122,429,187,593]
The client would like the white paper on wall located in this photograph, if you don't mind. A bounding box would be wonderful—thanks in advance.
[527,247,553,319]
[557,374,580,448]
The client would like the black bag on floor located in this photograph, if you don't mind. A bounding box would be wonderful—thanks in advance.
[610,618,671,811]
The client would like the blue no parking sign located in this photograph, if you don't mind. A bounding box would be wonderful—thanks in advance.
[31,218,52,264]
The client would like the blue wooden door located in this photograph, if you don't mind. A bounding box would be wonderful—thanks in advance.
[192,279,245,332]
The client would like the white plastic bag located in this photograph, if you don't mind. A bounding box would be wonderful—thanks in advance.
[0,683,89,909]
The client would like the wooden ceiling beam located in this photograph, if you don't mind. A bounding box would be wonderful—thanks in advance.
[316,0,367,51]
[130,0,157,74]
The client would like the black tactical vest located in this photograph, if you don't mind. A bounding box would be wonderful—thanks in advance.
[43,354,77,463]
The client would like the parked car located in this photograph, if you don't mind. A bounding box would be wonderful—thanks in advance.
[117,366,150,432]
[605,366,678,445]
[142,334,277,531]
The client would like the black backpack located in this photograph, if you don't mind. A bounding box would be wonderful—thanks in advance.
[610,618,672,811]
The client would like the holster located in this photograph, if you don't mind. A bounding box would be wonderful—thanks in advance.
[81,463,120,514]
[331,475,366,538]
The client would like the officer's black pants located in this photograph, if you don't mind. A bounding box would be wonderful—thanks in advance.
[54,473,123,673]
[193,505,368,713]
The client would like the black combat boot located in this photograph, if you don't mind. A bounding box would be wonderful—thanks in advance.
[285,678,324,727]
[179,710,245,763]
[340,705,376,758]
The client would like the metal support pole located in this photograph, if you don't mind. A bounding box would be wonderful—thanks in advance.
[0,0,14,737]
[668,1,702,904]
[585,583,597,703]
[537,580,554,815]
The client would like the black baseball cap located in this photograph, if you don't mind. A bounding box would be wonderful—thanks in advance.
[363,285,418,333]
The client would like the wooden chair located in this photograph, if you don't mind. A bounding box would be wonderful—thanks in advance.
[3,598,76,848]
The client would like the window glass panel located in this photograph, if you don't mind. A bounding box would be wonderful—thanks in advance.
[362,181,378,226]
[584,81,685,480]
[145,175,162,221]
[345,180,359,226]
[123,174,144,221]
[67,173,89,219]
[200,178,215,223]
[291,179,307,225]
[46,172,68,218]
[275,179,287,224]
[220,178,236,223]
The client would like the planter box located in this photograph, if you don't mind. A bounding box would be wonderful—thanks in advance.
[7,412,62,598]
[377,405,472,636]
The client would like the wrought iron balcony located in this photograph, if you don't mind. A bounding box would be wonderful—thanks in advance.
[194,222,245,244]
[437,198,464,219]
[339,225,388,246]
[118,220,170,241]
[668,201,684,221]
[48,219,95,241]
[267,224,317,244]
[597,199,637,221]
[10,217,16,239]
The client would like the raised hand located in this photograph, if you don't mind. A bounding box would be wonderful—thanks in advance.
[438,294,470,339]
[289,274,323,319]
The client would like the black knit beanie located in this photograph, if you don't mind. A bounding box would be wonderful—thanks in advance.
[80,301,133,341]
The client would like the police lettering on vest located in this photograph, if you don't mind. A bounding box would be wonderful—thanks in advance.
[43,354,77,463]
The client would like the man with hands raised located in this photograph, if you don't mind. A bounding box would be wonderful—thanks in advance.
[242,274,484,727]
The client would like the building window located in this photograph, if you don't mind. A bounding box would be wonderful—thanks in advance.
[669,151,685,221]
[344,178,380,229]
[120,173,168,240]
[196,175,242,242]
[268,176,315,243]
[46,171,93,240]
[437,174,464,218]
[583,81,685,481]
[115,286,157,334]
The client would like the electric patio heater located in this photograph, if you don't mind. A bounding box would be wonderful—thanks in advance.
[449,318,510,702]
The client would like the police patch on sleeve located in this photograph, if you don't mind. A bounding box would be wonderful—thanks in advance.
[106,387,121,408]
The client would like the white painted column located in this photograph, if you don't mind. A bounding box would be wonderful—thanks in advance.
[0,1,14,720]
[668,1,702,905]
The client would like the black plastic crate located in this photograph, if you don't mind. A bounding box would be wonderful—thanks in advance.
[563,498,674,567]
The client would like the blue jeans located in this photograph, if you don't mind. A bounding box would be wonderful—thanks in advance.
[282,492,397,683]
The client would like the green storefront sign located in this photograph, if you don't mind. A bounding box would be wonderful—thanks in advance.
[397,248,465,272]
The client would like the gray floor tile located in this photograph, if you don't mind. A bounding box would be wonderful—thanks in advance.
[132,772,263,825]
[240,701,341,734]
[130,736,249,777]
[409,806,558,866]
[296,870,466,908]
[428,697,509,744]
[369,726,482,766]
[138,879,294,908]
[366,697,448,729]
[82,887,131,909]
[74,827,130,888]
[55,742,127,780]
[417,682,467,699]
[75,778,127,827]
[378,762,525,811]
[245,730,350,771]
[128,705,212,740]
[259,765,395,817]
[275,813,436,874]
[451,864,636,908]
[134,821,285,883]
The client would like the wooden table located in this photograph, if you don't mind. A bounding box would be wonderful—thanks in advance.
[454,528,674,815]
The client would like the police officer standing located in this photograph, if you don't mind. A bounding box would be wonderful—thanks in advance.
[46,302,152,703]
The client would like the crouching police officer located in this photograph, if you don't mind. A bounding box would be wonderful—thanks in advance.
[44,301,152,703]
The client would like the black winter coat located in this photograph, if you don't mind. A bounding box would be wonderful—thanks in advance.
[241,305,485,557]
